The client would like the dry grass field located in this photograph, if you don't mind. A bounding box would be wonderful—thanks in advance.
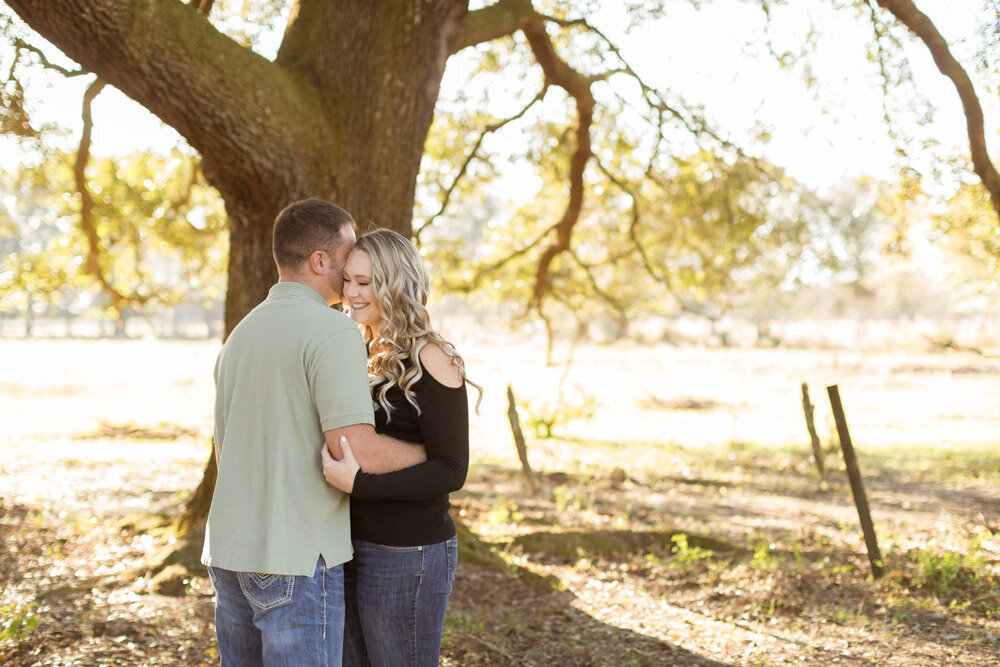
[2,336,999,664]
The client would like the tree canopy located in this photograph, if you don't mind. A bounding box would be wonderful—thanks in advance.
[3,0,997,340]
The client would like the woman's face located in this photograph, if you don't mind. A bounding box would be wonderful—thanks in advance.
[342,248,382,330]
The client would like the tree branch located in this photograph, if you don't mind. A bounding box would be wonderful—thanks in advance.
[593,156,676,293]
[177,161,216,235]
[864,0,914,159]
[13,38,89,77]
[163,157,214,236]
[443,221,559,293]
[74,77,133,313]
[7,0,327,213]
[520,15,595,311]
[875,0,1000,223]
[567,247,628,317]
[538,12,741,154]
[591,155,717,321]
[455,0,533,52]
[3,53,38,137]
[188,0,215,17]
[414,84,549,243]
[451,2,761,315]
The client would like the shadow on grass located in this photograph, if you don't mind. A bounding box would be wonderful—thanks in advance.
[722,548,1000,663]
[509,528,743,562]
[0,500,217,666]
[443,519,733,665]
[444,558,731,666]
[520,435,1000,520]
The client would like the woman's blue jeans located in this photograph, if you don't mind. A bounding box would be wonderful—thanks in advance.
[343,536,458,666]
[207,556,345,666]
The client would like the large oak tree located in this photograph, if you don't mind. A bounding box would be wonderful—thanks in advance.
[5,0,997,529]
[7,0,997,333]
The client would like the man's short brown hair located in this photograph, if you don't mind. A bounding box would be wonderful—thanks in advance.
[272,199,356,272]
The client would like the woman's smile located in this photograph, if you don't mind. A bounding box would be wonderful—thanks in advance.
[342,248,381,329]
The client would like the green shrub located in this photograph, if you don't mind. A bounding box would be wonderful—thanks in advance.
[671,533,715,565]
[912,532,997,605]
[521,388,598,439]
[0,602,39,643]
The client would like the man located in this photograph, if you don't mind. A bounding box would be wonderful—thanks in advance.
[202,198,426,666]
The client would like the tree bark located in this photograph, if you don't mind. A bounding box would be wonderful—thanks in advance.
[175,445,217,534]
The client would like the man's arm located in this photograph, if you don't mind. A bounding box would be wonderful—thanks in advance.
[324,423,426,473]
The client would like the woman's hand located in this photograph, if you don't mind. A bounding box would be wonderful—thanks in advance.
[321,435,360,493]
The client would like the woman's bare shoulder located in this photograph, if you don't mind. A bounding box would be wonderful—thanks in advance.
[418,342,463,388]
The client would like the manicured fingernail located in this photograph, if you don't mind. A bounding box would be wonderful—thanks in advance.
[340,435,348,444]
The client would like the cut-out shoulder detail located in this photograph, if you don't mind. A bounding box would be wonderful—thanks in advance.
[419,342,463,388]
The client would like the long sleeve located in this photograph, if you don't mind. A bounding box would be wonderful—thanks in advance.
[350,374,469,502]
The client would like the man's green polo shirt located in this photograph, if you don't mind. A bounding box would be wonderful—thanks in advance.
[202,281,374,576]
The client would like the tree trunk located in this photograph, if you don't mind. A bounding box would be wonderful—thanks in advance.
[114,308,128,338]
[7,0,470,532]
[220,206,280,336]
[175,445,218,534]
[23,294,33,338]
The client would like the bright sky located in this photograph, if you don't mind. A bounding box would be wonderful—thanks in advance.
[588,0,991,190]
[2,0,993,195]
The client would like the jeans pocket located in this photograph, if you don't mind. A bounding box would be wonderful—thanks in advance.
[207,566,218,586]
[374,544,424,553]
[237,571,295,610]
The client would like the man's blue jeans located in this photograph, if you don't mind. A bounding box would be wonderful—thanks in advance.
[208,556,345,666]
[343,536,458,666]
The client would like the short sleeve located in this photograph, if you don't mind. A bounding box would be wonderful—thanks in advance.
[309,326,375,431]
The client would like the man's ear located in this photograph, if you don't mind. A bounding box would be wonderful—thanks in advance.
[307,250,327,275]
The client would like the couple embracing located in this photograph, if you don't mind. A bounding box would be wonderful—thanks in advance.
[202,198,480,666]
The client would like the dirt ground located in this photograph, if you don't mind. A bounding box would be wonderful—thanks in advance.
[2,339,999,665]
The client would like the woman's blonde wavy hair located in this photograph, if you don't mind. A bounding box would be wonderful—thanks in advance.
[352,228,482,418]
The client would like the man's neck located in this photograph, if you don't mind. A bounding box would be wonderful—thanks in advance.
[277,275,335,306]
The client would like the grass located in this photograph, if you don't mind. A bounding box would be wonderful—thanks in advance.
[3,339,1000,664]
[455,426,1000,657]
[861,442,1000,485]
[911,532,999,609]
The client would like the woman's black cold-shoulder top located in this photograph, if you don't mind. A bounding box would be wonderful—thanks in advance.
[349,367,469,546]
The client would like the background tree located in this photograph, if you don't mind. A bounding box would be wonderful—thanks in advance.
[0,189,85,337]
[935,181,1000,315]
[0,148,227,335]
[424,148,828,346]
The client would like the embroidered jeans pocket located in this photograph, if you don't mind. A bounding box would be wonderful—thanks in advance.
[237,571,295,610]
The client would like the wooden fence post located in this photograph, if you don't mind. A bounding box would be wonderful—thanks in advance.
[801,382,826,479]
[506,384,537,494]
[827,384,885,579]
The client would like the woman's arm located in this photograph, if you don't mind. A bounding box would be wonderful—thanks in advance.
[329,344,470,500]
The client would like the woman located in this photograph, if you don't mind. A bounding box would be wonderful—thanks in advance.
[321,228,481,667]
